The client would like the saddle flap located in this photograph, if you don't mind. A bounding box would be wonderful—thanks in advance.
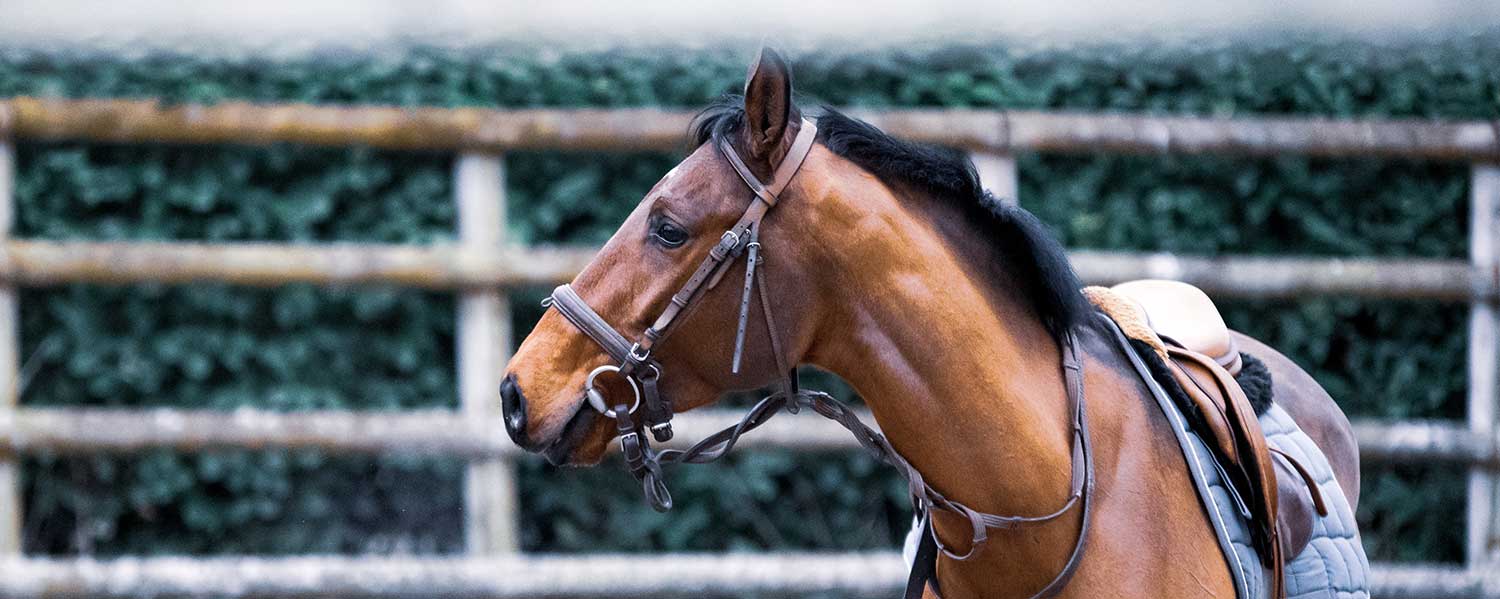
[1273,450,1319,559]
[1168,353,1241,466]
[1164,344,1284,596]
[1166,338,1337,599]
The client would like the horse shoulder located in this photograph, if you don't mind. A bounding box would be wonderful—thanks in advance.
[1068,321,1238,597]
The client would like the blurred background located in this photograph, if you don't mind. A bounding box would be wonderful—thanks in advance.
[0,0,1496,596]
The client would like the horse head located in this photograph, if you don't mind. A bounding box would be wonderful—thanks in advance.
[501,48,839,466]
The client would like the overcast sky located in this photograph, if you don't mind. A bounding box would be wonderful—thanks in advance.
[2,0,1496,54]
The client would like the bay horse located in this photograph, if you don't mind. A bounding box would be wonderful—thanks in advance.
[500,48,1361,598]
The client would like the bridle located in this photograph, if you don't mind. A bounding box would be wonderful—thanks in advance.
[541,117,1096,599]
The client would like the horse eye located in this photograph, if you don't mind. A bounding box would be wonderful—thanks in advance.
[652,222,689,248]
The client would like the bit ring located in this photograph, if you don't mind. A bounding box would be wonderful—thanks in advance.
[586,365,641,418]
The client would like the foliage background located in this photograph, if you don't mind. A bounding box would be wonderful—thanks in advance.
[2,33,1493,562]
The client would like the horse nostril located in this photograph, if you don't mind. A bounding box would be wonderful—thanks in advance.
[500,374,528,446]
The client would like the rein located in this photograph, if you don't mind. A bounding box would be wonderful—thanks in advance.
[542,118,1095,598]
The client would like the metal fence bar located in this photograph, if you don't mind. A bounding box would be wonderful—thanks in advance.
[0,407,882,457]
[0,555,1484,599]
[1353,420,1500,468]
[4,97,1500,159]
[1470,164,1500,568]
[455,153,518,553]
[0,239,596,289]
[1,408,510,457]
[1,241,1484,300]
[1001,109,1500,160]
[1074,252,1482,300]
[0,131,19,555]
[0,407,1489,467]
[1065,252,1483,300]
[971,151,1018,204]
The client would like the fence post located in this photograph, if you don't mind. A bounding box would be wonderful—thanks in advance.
[972,151,1018,205]
[1468,163,1500,569]
[0,136,19,554]
[455,153,518,554]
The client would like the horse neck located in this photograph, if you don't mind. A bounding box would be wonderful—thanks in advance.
[804,184,1077,518]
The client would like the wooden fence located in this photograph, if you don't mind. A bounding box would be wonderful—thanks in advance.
[0,97,1497,597]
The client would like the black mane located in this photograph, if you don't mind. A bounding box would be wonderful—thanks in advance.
[692,96,1090,341]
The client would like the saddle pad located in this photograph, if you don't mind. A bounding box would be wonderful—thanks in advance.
[1107,316,1371,598]
[1260,404,1371,599]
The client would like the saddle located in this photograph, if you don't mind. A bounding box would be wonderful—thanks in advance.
[1089,280,1328,599]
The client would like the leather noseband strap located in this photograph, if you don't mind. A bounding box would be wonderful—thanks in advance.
[541,117,1094,599]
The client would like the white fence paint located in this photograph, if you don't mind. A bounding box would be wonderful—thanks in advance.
[971,150,1018,204]
[0,137,18,555]
[456,153,518,553]
[1470,164,1500,568]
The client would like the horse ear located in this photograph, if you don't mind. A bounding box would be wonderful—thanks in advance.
[742,47,797,162]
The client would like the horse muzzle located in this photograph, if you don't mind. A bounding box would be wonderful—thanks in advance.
[499,374,536,448]
[540,405,601,466]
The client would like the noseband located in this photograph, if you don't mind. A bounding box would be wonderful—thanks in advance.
[542,118,1095,599]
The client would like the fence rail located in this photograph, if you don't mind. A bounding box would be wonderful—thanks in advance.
[0,556,1488,599]
[5,97,1500,159]
[1,240,1485,300]
[0,239,594,289]
[1,96,1496,595]
[1,407,1493,467]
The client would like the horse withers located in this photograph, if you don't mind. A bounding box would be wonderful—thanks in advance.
[499,47,1365,598]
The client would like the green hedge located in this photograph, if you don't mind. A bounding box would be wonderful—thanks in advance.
[2,35,1493,562]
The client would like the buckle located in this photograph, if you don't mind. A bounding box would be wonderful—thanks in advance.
[619,430,642,462]
[649,421,674,442]
[711,230,741,258]
[639,363,661,380]
[628,343,652,363]
[719,229,740,248]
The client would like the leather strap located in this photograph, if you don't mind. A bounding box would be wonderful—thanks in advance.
[904,518,940,599]
[718,114,818,206]
[1271,447,1328,517]
[731,226,762,373]
[547,284,635,363]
